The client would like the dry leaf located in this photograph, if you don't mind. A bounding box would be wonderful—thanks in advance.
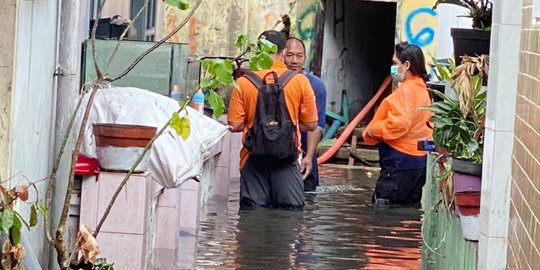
[74,225,100,264]
[8,185,29,202]
[2,239,26,270]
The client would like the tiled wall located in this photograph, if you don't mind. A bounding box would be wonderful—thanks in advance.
[507,0,540,268]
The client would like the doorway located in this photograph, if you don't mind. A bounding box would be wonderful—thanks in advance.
[321,0,397,120]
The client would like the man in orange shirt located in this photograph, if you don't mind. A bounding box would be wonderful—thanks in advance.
[228,30,318,209]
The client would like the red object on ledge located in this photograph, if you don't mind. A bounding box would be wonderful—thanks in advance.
[75,154,100,176]
[455,191,481,216]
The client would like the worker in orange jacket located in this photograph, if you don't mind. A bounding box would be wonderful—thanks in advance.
[362,41,433,206]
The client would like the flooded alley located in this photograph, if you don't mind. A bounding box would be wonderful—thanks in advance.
[194,165,423,269]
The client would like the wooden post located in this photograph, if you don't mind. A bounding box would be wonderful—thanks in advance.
[348,132,358,166]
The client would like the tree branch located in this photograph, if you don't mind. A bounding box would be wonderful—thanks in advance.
[90,0,109,79]
[102,0,152,74]
[110,0,202,82]
[44,84,88,245]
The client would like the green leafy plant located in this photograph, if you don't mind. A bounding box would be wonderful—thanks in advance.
[0,178,48,268]
[431,56,456,82]
[433,0,492,30]
[423,55,488,163]
[169,34,277,136]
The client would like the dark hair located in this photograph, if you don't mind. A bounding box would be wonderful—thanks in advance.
[286,37,306,53]
[395,42,428,81]
[259,30,286,53]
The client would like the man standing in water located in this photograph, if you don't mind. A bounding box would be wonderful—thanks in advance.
[228,30,318,209]
[285,37,327,192]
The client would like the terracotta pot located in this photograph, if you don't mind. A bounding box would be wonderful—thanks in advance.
[92,123,157,172]
[93,123,157,148]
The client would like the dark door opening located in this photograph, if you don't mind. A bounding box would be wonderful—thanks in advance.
[321,0,396,121]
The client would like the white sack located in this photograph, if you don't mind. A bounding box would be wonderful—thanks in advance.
[77,87,229,191]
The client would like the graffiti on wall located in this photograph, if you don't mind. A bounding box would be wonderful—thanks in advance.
[398,0,438,61]
[295,0,321,70]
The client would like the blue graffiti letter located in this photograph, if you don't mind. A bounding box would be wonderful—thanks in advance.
[405,7,436,47]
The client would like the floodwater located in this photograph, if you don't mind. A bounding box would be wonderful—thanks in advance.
[194,165,423,269]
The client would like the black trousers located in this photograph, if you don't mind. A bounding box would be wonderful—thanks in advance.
[240,159,304,209]
[372,161,426,205]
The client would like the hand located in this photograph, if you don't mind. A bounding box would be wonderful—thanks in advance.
[366,128,375,138]
[300,157,313,180]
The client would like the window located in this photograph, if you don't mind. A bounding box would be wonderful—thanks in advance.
[534,0,540,26]
[131,0,157,41]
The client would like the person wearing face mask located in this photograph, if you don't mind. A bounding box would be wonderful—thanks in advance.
[228,30,318,209]
[362,41,433,206]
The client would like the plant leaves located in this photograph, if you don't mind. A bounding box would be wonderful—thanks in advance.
[163,0,190,10]
[30,204,38,227]
[10,214,22,245]
[169,112,191,140]
[249,53,273,71]
[37,202,48,218]
[213,60,234,86]
[75,225,101,264]
[13,211,29,230]
[258,38,278,54]
[205,89,225,118]
[2,210,14,230]
[235,34,251,49]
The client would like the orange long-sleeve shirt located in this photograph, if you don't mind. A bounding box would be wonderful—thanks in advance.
[362,75,433,156]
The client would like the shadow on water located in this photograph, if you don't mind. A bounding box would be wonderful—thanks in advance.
[195,165,422,269]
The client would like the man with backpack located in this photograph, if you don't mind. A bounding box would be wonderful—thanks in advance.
[227,30,318,210]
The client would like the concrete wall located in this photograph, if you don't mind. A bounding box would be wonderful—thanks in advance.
[321,0,396,118]
[506,0,540,268]
[0,0,17,182]
[160,0,297,57]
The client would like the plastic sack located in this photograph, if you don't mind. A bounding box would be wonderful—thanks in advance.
[77,87,229,192]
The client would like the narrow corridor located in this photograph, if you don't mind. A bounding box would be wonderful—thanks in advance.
[193,165,423,269]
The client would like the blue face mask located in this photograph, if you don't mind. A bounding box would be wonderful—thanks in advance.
[390,64,404,82]
[390,65,398,77]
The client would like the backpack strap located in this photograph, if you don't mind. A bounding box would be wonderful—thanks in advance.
[278,70,299,88]
[244,72,263,89]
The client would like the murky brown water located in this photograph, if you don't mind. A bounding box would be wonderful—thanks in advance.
[194,165,422,269]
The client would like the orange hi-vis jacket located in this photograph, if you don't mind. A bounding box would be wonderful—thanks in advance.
[362,75,433,156]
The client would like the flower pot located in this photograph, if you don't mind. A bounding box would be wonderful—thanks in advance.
[452,158,482,176]
[459,215,480,241]
[453,171,482,193]
[93,123,157,172]
[454,191,481,216]
[451,28,491,67]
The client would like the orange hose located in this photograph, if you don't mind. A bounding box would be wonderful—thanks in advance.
[317,75,392,165]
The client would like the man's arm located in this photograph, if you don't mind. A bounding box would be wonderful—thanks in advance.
[299,121,317,132]
[227,80,247,133]
[300,127,322,179]
[228,122,244,132]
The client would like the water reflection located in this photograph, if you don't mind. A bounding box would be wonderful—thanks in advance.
[196,165,422,269]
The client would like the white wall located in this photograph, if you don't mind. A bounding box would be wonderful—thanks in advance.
[11,0,60,265]
[478,0,523,269]
[435,3,472,60]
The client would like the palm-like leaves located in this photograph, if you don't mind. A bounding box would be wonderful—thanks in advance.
[423,55,488,162]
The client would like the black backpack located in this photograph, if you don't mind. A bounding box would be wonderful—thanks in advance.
[244,70,299,164]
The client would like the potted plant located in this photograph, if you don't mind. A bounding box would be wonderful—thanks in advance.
[424,55,488,240]
[433,0,492,67]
